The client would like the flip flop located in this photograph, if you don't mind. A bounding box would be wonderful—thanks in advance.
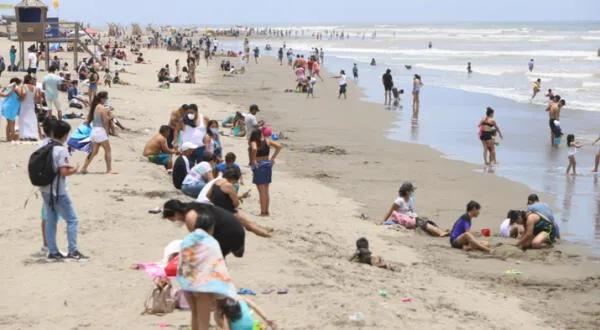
[261,289,275,294]
[237,288,256,295]
[277,288,288,294]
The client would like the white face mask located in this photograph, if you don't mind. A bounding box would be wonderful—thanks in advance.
[187,113,196,120]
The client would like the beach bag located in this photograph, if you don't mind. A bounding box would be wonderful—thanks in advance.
[28,141,60,186]
[141,284,177,316]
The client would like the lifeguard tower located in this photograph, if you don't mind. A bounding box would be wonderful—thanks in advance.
[14,0,102,71]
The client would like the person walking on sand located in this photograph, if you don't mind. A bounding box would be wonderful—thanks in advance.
[531,78,541,100]
[449,201,492,253]
[39,120,88,261]
[478,107,503,165]
[87,67,100,106]
[332,70,348,99]
[565,134,583,175]
[249,129,282,216]
[312,60,324,81]
[81,92,118,174]
[382,69,394,105]
[412,74,423,114]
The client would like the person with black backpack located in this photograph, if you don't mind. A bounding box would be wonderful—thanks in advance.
[29,120,88,261]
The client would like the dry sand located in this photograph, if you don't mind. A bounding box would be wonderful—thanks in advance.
[0,37,599,330]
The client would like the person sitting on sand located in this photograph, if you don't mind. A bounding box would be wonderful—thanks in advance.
[181,152,218,198]
[207,167,272,238]
[216,152,244,185]
[67,80,89,108]
[172,142,198,190]
[162,200,245,258]
[216,296,277,330]
[221,112,242,128]
[500,210,526,238]
[112,72,130,85]
[515,194,559,250]
[349,237,394,270]
[143,125,178,170]
[379,182,450,237]
[449,201,492,253]
[136,53,147,64]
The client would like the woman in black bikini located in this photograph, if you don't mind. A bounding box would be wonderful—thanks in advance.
[249,129,282,216]
[207,167,272,238]
[478,107,503,165]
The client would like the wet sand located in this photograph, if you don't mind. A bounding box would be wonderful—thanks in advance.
[0,38,598,329]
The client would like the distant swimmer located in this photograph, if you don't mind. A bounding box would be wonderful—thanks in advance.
[545,89,554,100]
[352,63,359,81]
[404,65,412,70]
[467,62,472,75]
[528,59,534,72]
[370,58,376,66]
[531,79,541,99]
[428,41,432,49]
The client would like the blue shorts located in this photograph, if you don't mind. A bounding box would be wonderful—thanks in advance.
[252,161,273,185]
[89,84,98,91]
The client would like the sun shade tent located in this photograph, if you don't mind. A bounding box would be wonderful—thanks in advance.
[14,0,48,41]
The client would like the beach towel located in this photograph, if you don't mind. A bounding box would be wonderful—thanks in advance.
[67,123,92,154]
[177,229,237,300]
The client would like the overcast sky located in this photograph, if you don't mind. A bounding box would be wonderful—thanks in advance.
[7,0,600,26]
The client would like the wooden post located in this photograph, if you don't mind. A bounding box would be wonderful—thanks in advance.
[45,40,50,71]
[19,41,24,71]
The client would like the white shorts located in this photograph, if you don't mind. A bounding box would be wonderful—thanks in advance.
[90,127,108,143]
[47,98,61,112]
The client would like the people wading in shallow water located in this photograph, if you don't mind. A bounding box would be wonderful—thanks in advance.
[478,107,503,166]
[412,74,423,115]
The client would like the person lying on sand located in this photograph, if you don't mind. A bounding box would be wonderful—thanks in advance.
[379,182,450,237]
[143,125,178,170]
[500,210,526,238]
[349,237,394,270]
[449,201,492,253]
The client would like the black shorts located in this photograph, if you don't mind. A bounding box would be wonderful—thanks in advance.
[28,67,37,74]
[339,84,347,94]
[549,118,556,131]
[450,239,463,249]
[480,131,493,141]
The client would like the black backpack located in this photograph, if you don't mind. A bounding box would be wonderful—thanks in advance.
[28,141,60,186]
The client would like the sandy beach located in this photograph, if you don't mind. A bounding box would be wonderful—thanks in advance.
[0,35,599,330]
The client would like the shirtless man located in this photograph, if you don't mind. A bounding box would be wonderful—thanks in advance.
[143,125,178,170]
[547,96,566,145]
[168,104,189,149]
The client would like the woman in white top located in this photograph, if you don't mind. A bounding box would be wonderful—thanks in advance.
[181,152,218,198]
[19,74,41,140]
[180,103,209,163]
[332,70,347,99]
[81,92,117,174]
[379,182,449,237]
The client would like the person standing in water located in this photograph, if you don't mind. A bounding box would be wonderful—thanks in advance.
[531,79,542,99]
[352,63,359,82]
[565,134,583,175]
[467,62,472,75]
[382,69,393,106]
[528,59,534,72]
[428,41,432,49]
[412,74,424,114]
[478,107,503,165]
[593,135,600,173]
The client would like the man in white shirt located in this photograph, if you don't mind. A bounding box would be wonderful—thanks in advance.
[28,50,37,75]
[243,104,260,139]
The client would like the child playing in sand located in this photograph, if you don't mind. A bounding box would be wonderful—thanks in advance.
[500,210,526,238]
[216,152,244,185]
[566,134,583,175]
[349,237,394,270]
[216,297,277,330]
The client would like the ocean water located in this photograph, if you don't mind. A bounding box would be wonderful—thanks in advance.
[219,22,600,251]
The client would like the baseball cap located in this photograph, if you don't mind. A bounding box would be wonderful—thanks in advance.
[249,104,260,112]
[181,142,198,151]
[399,182,416,193]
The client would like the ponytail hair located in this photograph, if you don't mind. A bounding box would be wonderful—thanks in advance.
[87,91,109,124]
[162,199,190,218]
